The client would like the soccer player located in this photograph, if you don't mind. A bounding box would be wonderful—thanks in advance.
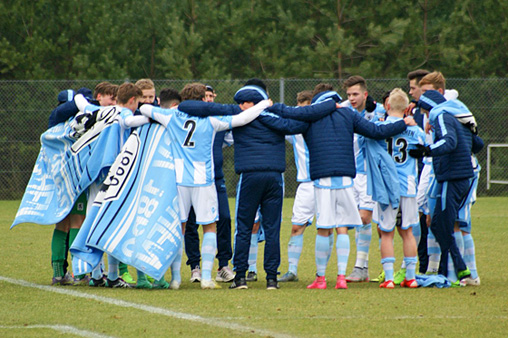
[184,84,235,284]
[177,79,338,290]
[417,71,476,282]
[341,76,386,283]
[140,82,271,290]
[48,83,118,285]
[49,88,90,285]
[372,88,425,289]
[409,89,483,284]
[278,90,314,282]
[261,83,415,290]
[74,83,150,288]
[135,78,159,106]
[407,69,431,275]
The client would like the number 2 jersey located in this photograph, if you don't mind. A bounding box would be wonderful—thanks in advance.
[143,107,234,187]
[376,116,426,197]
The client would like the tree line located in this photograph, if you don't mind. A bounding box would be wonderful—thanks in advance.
[1,0,506,80]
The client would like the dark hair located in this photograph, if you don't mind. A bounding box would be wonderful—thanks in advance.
[205,85,214,93]
[382,90,392,105]
[159,88,181,108]
[312,83,334,98]
[343,75,367,90]
[407,69,430,83]
[244,78,267,92]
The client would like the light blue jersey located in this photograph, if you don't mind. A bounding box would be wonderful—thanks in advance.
[287,134,311,182]
[146,107,233,187]
[377,116,426,197]
[342,101,386,173]
[314,176,354,189]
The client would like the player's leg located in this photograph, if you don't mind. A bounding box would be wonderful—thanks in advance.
[247,217,260,281]
[397,197,418,288]
[335,187,362,289]
[68,193,87,284]
[215,178,234,282]
[280,181,314,282]
[462,230,480,285]
[431,180,470,279]
[259,172,284,289]
[185,208,201,283]
[307,228,332,289]
[106,254,132,288]
[187,184,220,289]
[347,174,373,282]
[279,224,305,282]
[308,187,334,289]
[376,202,396,289]
[200,222,219,289]
[169,244,183,289]
[398,228,418,287]
[416,162,433,274]
[51,217,71,285]
[230,173,262,289]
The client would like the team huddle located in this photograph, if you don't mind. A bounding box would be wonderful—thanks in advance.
[26,70,482,290]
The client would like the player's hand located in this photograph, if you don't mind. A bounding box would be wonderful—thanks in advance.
[425,121,433,134]
[404,116,417,126]
[267,99,273,107]
[408,144,431,158]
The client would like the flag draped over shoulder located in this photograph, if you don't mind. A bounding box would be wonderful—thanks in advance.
[71,123,181,280]
[11,107,126,228]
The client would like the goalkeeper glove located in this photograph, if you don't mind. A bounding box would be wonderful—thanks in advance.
[409,144,431,158]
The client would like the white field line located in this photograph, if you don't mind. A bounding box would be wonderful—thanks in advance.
[0,276,297,338]
[0,324,115,338]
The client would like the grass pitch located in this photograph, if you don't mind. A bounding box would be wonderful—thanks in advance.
[1,197,508,337]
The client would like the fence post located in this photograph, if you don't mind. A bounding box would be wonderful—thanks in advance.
[487,144,491,190]
[279,77,285,103]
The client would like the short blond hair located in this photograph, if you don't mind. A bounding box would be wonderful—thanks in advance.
[388,88,409,113]
[419,71,446,91]
[135,78,155,90]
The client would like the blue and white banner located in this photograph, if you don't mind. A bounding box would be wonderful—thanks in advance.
[71,123,182,280]
[11,107,126,228]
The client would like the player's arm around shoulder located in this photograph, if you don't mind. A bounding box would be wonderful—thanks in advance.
[179,101,239,117]
[140,104,174,127]
[267,99,337,122]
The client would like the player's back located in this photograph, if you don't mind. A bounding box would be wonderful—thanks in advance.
[378,116,425,197]
[165,109,221,187]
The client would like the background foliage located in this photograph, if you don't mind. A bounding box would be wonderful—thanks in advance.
[1,1,508,199]
[1,0,507,80]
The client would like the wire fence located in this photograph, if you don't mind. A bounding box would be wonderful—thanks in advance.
[1,78,508,200]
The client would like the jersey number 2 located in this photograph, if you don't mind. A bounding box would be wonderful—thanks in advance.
[183,120,196,147]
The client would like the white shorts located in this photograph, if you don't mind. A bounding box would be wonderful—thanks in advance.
[177,184,218,224]
[315,186,362,229]
[291,181,315,226]
[417,163,433,214]
[353,173,375,211]
[373,196,419,232]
